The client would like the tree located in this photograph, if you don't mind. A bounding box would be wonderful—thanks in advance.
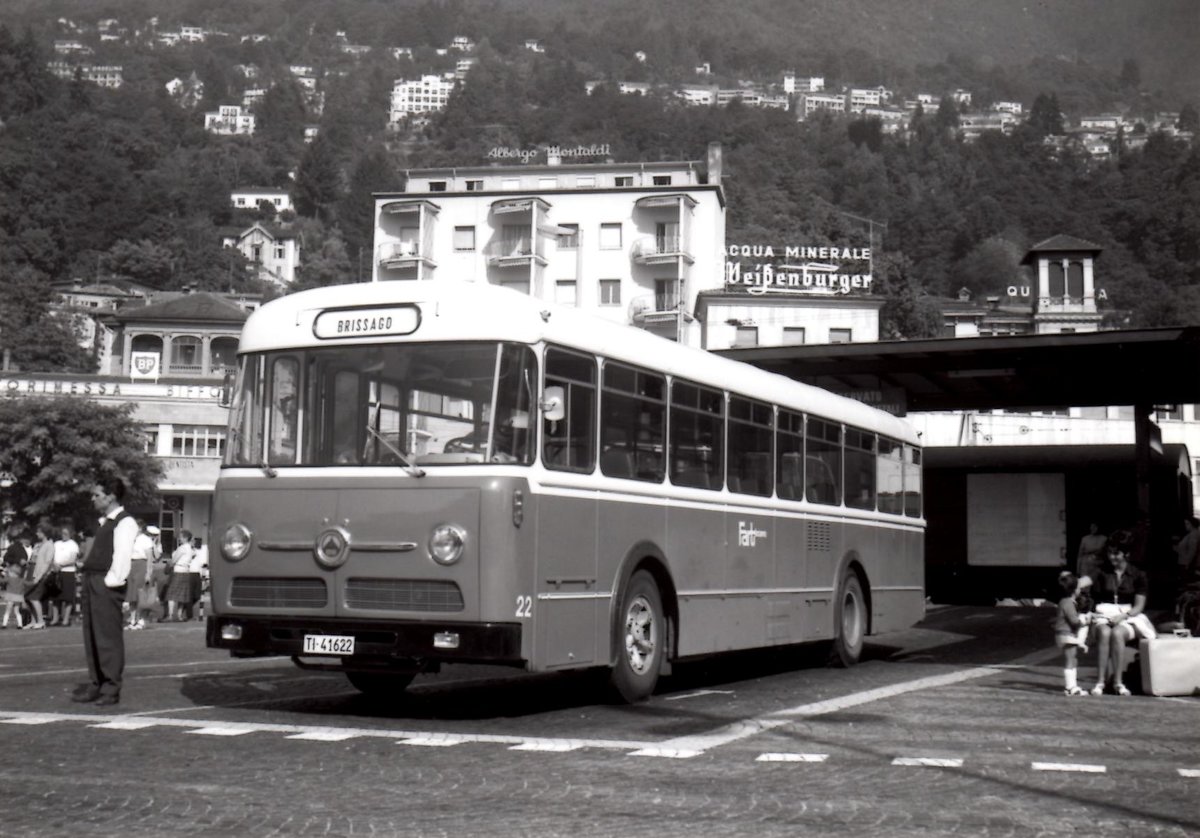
[954,236,1025,298]
[289,217,354,290]
[1178,104,1199,134]
[1118,58,1141,91]
[293,133,343,222]
[1026,93,1065,136]
[0,397,161,527]
[0,264,96,373]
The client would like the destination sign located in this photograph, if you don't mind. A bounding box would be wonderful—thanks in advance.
[313,305,421,340]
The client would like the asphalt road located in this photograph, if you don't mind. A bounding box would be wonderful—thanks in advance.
[0,605,1196,837]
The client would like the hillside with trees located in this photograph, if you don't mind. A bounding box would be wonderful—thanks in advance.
[0,1,1197,369]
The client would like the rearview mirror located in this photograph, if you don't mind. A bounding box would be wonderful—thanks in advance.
[540,386,565,422]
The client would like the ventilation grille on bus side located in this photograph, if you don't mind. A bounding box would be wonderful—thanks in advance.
[807,522,832,553]
[231,577,328,609]
[345,579,465,612]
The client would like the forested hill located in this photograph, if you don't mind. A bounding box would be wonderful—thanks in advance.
[0,2,1198,374]
[6,0,1198,100]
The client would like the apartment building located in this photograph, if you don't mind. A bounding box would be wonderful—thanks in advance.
[204,105,256,136]
[801,92,847,118]
[220,223,300,286]
[231,187,292,214]
[370,144,880,350]
[389,75,457,122]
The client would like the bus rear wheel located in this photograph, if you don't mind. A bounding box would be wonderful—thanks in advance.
[610,571,664,703]
[830,569,866,667]
[346,670,416,695]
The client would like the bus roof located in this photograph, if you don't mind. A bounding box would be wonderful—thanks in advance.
[239,282,918,444]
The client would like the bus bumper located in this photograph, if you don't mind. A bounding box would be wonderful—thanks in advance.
[205,616,524,665]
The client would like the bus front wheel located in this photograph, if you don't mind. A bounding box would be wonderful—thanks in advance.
[610,570,664,703]
[830,569,866,667]
[346,670,416,695]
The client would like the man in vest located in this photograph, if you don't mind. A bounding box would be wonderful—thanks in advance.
[72,478,138,705]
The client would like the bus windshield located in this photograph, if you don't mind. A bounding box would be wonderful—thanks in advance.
[225,341,537,468]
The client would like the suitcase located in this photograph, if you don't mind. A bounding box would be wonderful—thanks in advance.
[1139,636,1200,696]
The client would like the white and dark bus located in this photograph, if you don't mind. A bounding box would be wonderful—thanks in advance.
[207,282,925,701]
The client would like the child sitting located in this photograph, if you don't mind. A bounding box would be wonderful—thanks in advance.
[1054,571,1094,696]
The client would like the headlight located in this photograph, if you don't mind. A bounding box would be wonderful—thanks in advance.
[221,523,253,561]
[428,523,467,565]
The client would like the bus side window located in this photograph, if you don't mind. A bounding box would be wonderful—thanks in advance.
[670,380,724,490]
[806,417,842,505]
[903,445,923,517]
[728,396,773,497]
[543,347,596,473]
[877,437,904,514]
[776,410,804,500]
[600,362,665,482]
[844,428,876,510]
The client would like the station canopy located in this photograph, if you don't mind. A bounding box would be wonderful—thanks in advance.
[717,327,1200,414]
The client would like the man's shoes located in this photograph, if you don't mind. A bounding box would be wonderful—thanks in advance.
[71,685,101,702]
[93,694,119,706]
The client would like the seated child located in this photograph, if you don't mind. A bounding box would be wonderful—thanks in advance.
[1055,571,1094,696]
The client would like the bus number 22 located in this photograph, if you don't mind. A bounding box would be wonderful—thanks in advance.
[515,595,533,618]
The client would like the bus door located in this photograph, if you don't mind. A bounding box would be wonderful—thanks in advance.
[536,348,600,668]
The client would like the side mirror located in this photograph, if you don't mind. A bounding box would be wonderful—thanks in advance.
[540,386,565,422]
[219,370,235,408]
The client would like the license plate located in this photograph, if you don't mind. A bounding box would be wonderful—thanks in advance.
[302,634,355,656]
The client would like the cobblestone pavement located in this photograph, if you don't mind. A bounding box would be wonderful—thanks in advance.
[0,607,1196,837]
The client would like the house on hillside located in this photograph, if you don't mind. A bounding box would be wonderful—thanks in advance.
[220,223,300,286]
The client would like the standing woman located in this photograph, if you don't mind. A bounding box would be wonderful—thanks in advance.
[23,521,57,630]
[52,523,80,626]
[166,530,194,622]
[1076,522,1107,581]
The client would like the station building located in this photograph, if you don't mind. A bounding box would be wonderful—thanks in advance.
[2,292,250,550]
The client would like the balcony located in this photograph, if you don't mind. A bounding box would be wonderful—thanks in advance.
[483,238,547,268]
[631,235,693,266]
[377,241,437,270]
[629,292,683,325]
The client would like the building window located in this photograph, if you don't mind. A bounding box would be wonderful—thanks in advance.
[274,244,285,260]
[465,179,484,191]
[170,336,202,370]
[555,280,577,306]
[829,328,852,344]
[599,279,621,305]
[614,176,633,187]
[576,175,595,188]
[599,223,622,249]
[501,178,520,191]
[428,181,447,192]
[782,327,806,345]
[557,223,579,249]
[734,326,758,347]
[172,425,226,458]
[1157,405,1183,422]
[652,175,672,185]
[654,278,678,311]
[453,226,476,251]
[143,427,159,455]
[538,177,557,189]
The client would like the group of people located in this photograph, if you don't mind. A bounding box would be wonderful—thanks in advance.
[0,515,208,631]
[1055,526,1154,697]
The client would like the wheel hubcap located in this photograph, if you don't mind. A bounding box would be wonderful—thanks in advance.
[624,595,657,675]
[842,589,863,647]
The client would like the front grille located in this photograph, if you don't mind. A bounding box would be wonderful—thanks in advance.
[345,578,465,612]
[231,577,328,608]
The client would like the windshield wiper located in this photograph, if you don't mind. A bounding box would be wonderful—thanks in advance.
[364,423,425,478]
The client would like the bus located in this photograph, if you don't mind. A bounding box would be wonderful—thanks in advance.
[206,281,925,701]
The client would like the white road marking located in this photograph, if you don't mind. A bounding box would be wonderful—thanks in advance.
[1179,768,1200,778]
[892,757,963,767]
[510,741,583,752]
[756,753,828,763]
[1032,762,1106,773]
[664,689,735,701]
[399,736,465,747]
[0,656,285,680]
[626,747,704,759]
[0,715,61,725]
[286,731,361,742]
[90,719,163,730]
[186,726,256,736]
